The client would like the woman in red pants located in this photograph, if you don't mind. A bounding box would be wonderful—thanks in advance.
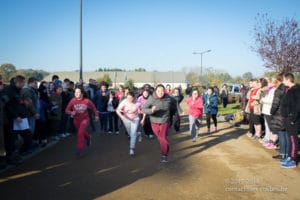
[65,87,99,156]
[142,84,177,163]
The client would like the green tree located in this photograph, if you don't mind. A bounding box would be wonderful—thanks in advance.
[96,74,112,86]
[206,68,233,87]
[242,72,253,81]
[186,72,200,85]
[124,78,135,89]
[0,63,17,81]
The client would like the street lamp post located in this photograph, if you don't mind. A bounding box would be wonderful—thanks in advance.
[193,49,211,77]
[79,0,83,80]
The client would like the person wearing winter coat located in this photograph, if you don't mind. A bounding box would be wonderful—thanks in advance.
[269,73,287,160]
[171,87,184,132]
[107,90,119,134]
[280,73,300,168]
[142,84,177,163]
[202,87,218,133]
[260,77,277,149]
[186,88,204,142]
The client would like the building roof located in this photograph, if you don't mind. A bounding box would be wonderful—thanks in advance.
[43,71,186,84]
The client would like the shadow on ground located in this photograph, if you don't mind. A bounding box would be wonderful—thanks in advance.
[0,115,246,199]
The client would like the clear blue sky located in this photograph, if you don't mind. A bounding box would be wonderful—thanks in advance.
[1,0,300,77]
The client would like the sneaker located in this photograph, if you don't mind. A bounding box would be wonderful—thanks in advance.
[76,149,83,157]
[59,133,66,138]
[149,134,154,139]
[251,135,260,140]
[272,154,283,159]
[129,149,135,156]
[86,136,92,147]
[207,128,210,134]
[246,132,253,138]
[265,143,277,149]
[279,157,290,164]
[258,138,265,144]
[52,136,60,141]
[65,132,71,137]
[192,137,196,142]
[263,141,270,147]
[115,131,119,135]
[138,133,142,142]
[281,160,297,168]
[108,131,113,134]
[161,156,168,163]
[214,127,218,133]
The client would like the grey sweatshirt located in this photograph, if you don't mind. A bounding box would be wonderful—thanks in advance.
[142,93,177,124]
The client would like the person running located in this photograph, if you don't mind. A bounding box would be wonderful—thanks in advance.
[203,87,218,133]
[142,84,177,163]
[65,87,99,156]
[137,88,154,139]
[186,87,204,142]
[116,91,144,156]
[171,87,184,132]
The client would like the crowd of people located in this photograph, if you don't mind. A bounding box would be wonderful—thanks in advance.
[0,75,186,168]
[244,73,300,169]
[0,72,299,170]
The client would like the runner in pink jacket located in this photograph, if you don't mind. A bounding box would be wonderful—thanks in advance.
[186,88,204,142]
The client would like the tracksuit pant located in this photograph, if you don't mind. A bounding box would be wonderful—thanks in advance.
[151,122,169,156]
[74,118,90,151]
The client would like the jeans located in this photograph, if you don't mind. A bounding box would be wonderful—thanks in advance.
[99,113,108,131]
[189,115,202,140]
[123,118,140,149]
[263,115,272,141]
[28,116,36,135]
[108,112,119,132]
[59,113,69,134]
[278,130,289,157]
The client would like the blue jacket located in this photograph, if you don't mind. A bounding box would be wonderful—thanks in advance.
[203,93,218,115]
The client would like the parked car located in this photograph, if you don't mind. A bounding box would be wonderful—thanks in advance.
[221,83,241,103]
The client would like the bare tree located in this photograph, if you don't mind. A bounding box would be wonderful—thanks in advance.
[252,14,300,73]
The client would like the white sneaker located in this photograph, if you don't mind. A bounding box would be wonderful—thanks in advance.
[138,135,142,142]
[65,132,71,137]
[149,134,154,139]
[59,133,66,138]
[129,149,135,156]
[52,136,60,141]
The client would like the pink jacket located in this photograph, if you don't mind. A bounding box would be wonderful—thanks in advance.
[186,96,203,118]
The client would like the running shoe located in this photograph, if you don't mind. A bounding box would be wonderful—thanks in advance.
[265,143,277,149]
[161,156,168,163]
[129,149,135,156]
[279,157,290,164]
[281,160,296,168]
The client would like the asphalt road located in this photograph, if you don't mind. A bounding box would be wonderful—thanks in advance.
[0,115,299,200]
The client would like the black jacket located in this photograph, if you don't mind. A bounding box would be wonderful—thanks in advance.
[280,84,300,125]
[2,83,30,120]
[270,83,286,132]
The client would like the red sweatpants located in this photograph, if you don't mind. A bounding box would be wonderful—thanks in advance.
[74,118,90,151]
[151,122,169,156]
